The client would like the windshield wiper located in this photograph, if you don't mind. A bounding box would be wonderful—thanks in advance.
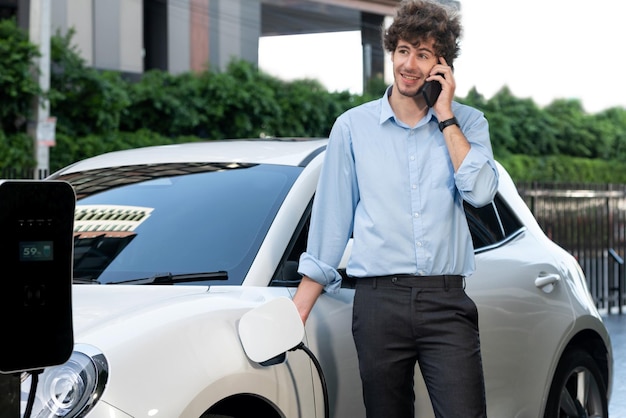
[73,276,101,284]
[105,271,228,285]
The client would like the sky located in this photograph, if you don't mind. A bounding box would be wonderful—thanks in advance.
[259,0,626,113]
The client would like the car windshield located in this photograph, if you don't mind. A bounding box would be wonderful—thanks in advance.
[53,162,301,285]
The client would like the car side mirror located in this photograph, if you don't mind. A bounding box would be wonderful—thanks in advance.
[238,297,304,366]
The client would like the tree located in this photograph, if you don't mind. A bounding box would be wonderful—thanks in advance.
[49,28,130,137]
[481,87,559,156]
[592,107,626,161]
[0,19,41,135]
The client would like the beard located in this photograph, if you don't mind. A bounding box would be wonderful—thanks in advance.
[397,84,422,98]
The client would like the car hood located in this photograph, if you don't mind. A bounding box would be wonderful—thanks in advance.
[70,284,280,340]
[64,284,298,417]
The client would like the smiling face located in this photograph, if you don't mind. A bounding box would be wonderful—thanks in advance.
[391,38,438,98]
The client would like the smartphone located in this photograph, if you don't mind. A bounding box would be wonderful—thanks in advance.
[421,79,442,107]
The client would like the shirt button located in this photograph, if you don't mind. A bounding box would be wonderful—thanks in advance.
[414,212,419,218]
[412,184,417,189]
[416,241,422,247]
[410,155,415,161]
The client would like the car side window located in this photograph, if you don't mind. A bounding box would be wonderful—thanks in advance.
[463,193,524,253]
[271,198,355,289]
[270,201,312,287]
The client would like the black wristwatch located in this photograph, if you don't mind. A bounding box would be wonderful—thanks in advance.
[438,117,459,132]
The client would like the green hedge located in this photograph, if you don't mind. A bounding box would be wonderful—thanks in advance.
[497,154,626,184]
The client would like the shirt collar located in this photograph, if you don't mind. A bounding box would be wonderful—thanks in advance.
[379,85,438,128]
[379,86,395,125]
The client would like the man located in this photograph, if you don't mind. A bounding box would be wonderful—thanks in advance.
[294,0,498,417]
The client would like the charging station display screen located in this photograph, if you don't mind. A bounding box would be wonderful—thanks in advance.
[19,241,54,262]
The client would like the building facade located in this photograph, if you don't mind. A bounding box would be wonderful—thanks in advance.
[5,0,399,83]
[4,0,457,83]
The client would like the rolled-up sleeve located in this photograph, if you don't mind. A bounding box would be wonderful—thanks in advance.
[455,152,499,207]
[298,252,343,293]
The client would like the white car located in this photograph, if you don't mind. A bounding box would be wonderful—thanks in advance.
[23,138,612,418]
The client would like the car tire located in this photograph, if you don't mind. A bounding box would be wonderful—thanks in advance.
[543,348,608,418]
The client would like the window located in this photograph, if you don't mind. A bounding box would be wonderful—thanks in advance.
[464,194,525,252]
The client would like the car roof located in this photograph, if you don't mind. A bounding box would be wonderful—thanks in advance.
[53,138,329,175]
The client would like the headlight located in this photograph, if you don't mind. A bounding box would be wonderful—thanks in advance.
[21,344,108,418]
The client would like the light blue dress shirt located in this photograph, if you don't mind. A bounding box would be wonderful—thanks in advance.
[298,88,499,293]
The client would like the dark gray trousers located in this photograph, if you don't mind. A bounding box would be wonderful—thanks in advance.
[352,275,487,418]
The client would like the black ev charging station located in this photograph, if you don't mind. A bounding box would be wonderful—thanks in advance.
[0,180,76,417]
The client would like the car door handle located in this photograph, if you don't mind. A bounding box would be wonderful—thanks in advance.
[535,273,561,290]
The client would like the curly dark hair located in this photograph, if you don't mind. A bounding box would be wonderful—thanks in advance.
[383,0,462,67]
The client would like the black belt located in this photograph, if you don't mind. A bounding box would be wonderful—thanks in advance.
[357,274,464,289]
